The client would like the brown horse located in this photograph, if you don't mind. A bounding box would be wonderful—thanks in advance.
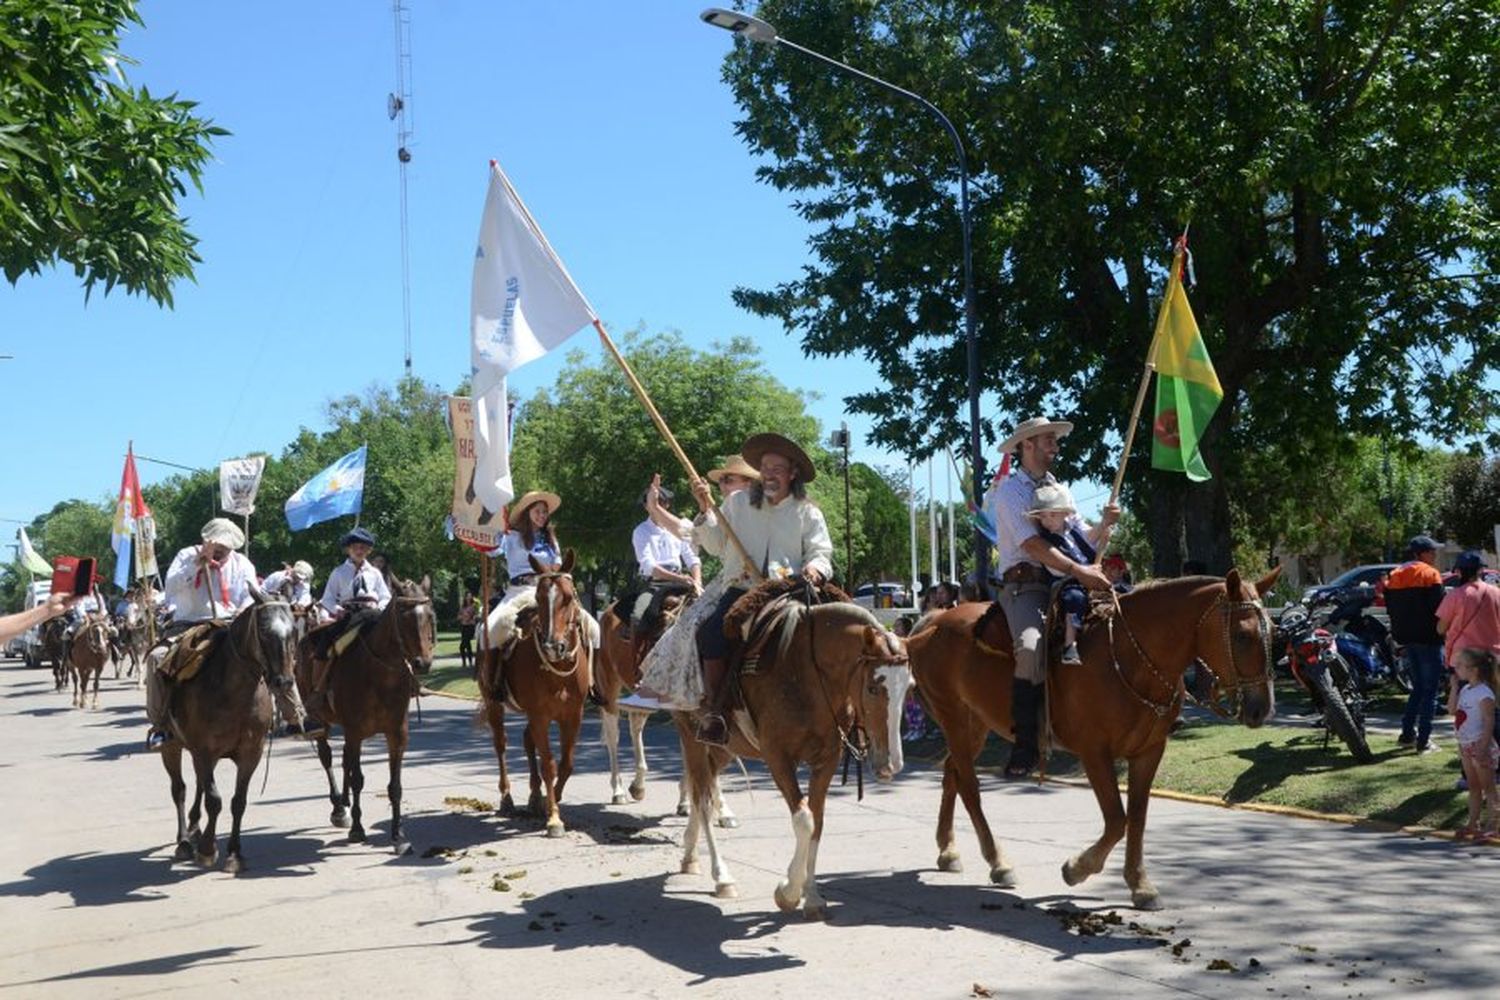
[297,576,435,854]
[66,613,112,709]
[478,551,591,838]
[161,587,295,873]
[595,601,656,805]
[907,569,1280,909]
[42,618,68,691]
[674,600,911,918]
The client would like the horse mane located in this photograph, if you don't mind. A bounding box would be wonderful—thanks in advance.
[723,576,853,640]
[971,600,1007,643]
[1128,574,1222,593]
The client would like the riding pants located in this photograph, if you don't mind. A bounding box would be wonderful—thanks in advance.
[996,582,1050,683]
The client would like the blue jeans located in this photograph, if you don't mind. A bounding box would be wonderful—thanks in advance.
[1400,644,1445,746]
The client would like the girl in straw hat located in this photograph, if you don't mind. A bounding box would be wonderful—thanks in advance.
[485,490,563,649]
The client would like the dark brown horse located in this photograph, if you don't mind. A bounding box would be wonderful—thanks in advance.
[161,587,296,873]
[674,601,911,918]
[907,569,1280,909]
[66,612,112,709]
[297,576,435,854]
[42,618,67,691]
[479,551,591,838]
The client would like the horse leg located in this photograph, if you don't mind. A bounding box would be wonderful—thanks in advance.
[316,737,348,827]
[1122,741,1168,910]
[195,752,222,867]
[91,666,101,709]
[714,773,739,829]
[555,710,579,805]
[601,708,628,805]
[949,739,1015,887]
[530,717,564,838]
[1061,750,1128,889]
[387,727,411,855]
[675,719,735,897]
[523,724,545,819]
[223,743,263,875]
[796,761,839,921]
[675,728,692,817]
[768,755,813,914]
[935,755,963,872]
[344,738,367,843]
[627,709,650,802]
[163,744,193,861]
[485,700,514,816]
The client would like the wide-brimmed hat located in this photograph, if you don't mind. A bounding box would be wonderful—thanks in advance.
[741,433,817,484]
[1024,483,1077,519]
[341,527,376,548]
[200,518,245,550]
[510,490,561,524]
[291,560,315,583]
[999,416,1074,455]
[706,454,761,484]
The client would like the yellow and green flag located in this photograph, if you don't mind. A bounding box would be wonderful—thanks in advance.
[1149,244,1222,480]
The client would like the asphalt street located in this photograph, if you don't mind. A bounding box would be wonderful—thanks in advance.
[1,656,1493,999]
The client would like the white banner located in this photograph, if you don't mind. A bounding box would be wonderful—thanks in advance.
[220,456,266,516]
[470,160,595,513]
[448,396,502,549]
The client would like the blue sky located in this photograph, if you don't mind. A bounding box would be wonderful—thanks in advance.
[4,1,1003,531]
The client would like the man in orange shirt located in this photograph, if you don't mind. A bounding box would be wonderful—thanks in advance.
[1387,535,1447,752]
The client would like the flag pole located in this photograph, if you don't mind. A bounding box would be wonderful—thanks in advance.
[1106,230,1189,510]
[592,319,763,582]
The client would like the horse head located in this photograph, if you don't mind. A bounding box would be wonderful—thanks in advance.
[78,614,112,657]
[529,549,580,663]
[1196,566,1282,727]
[856,624,913,782]
[389,575,436,674]
[239,585,297,685]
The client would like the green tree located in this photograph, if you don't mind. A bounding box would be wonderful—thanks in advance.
[721,0,1500,576]
[1439,453,1500,550]
[1,0,225,304]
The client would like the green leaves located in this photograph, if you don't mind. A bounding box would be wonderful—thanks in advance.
[0,0,223,306]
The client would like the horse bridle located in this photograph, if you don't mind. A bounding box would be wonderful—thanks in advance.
[1106,588,1273,719]
[529,571,584,676]
[356,594,434,668]
[226,600,295,684]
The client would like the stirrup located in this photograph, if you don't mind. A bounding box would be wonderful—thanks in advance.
[145,728,173,752]
[1004,745,1038,779]
[696,712,728,747]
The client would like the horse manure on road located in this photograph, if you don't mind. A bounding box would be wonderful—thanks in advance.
[490,876,511,892]
[502,869,527,880]
[421,845,460,859]
[443,795,493,812]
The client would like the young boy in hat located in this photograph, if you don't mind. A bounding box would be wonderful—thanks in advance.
[1025,483,1096,665]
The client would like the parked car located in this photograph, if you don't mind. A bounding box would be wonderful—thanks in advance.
[853,582,911,609]
[1301,564,1397,608]
[1441,568,1500,588]
[18,580,51,669]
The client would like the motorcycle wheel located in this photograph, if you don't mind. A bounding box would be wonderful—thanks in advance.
[1308,666,1374,763]
[1389,647,1412,694]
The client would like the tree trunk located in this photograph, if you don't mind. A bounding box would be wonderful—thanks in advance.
[1145,471,1185,578]
[1184,479,1234,574]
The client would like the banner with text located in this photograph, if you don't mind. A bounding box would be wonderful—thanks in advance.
[448,396,503,549]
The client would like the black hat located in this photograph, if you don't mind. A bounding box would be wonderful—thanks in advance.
[341,527,377,548]
[1407,534,1439,554]
[642,484,675,507]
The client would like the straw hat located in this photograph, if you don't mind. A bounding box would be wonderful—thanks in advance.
[291,560,315,583]
[706,454,761,484]
[510,490,561,524]
[999,416,1073,455]
[200,518,245,550]
[1023,483,1077,519]
[741,433,817,484]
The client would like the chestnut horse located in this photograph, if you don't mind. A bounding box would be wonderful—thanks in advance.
[479,551,592,838]
[297,576,435,854]
[161,588,295,873]
[595,601,658,805]
[674,600,911,918]
[907,569,1279,909]
[66,613,112,709]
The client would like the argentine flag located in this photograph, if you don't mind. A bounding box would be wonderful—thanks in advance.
[285,446,367,531]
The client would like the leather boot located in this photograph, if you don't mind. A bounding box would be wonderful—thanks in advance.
[303,657,332,719]
[696,657,730,746]
[1005,679,1042,779]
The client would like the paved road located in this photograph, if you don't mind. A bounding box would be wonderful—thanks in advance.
[0,657,1493,999]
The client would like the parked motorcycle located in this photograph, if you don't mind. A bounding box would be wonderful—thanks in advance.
[1275,603,1374,763]
[1318,588,1410,694]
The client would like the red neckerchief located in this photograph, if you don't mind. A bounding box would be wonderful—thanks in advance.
[194,561,231,607]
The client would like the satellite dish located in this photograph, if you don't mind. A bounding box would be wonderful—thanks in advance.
[386,93,403,120]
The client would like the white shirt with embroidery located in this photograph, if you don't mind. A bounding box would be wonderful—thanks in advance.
[163,546,258,622]
[694,489,833,587]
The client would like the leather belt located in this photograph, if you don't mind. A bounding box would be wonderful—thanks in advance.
[1001,563,1047,585]
[510,573,536,586]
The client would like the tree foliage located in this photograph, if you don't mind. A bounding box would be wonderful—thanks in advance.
[0,0,225,304]
[721,0,1500,575]
[1439,452,1500,549]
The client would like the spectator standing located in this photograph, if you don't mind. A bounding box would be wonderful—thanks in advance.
[1387,535,1448,752]
[1446,648,1499,842]
[1436,551,1500,665]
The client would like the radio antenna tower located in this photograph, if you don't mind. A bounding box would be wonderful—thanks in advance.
[388,0,415,377]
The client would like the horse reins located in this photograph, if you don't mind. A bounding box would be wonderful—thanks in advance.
[527,572,586,678]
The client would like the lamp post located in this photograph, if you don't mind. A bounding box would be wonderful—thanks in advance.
[829,422,853,589]
[701,8,989,592]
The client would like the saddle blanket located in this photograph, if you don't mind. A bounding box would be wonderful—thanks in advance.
[158,622,228,683]
[617,692,665,713]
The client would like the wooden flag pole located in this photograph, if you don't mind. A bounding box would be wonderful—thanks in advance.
[592,319,763,583]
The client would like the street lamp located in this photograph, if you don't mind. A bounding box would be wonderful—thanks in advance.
[829,422,853,589]
[700,8,989,592]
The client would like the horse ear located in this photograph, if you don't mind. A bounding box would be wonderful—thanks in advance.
[248,579,268,604]
[420,574,432,595]
[1224,568,1244,598]
[1253,565,1283,597]
[560,548,576,574]
[529,553,545,574]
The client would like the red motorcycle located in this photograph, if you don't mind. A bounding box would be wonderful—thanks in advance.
[1275,604,1373,763]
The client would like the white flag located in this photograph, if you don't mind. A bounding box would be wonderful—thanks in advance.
[469,160,595,513]
[219,456,266,516]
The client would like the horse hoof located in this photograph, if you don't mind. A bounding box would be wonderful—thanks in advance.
[936,850,963,873]
[717,815,740,830]
[348,828,367,844]
[675,803,690,818]
[174,841,194,861]
[989,866,1018,889]
[1061,859,1086,887]
[223,855,244,875]
[611,793,630,806]
[773,881,800,912]
[330,810,349,829]
[802,903,828,922]
[714,882,738,899]
[392,838,412,857]
[681,859,701,875]
[545,822,566,839]
[498,795,515,817]
[1132,887,1163,911]
[629,784,646,802]
[195,850,217,868]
